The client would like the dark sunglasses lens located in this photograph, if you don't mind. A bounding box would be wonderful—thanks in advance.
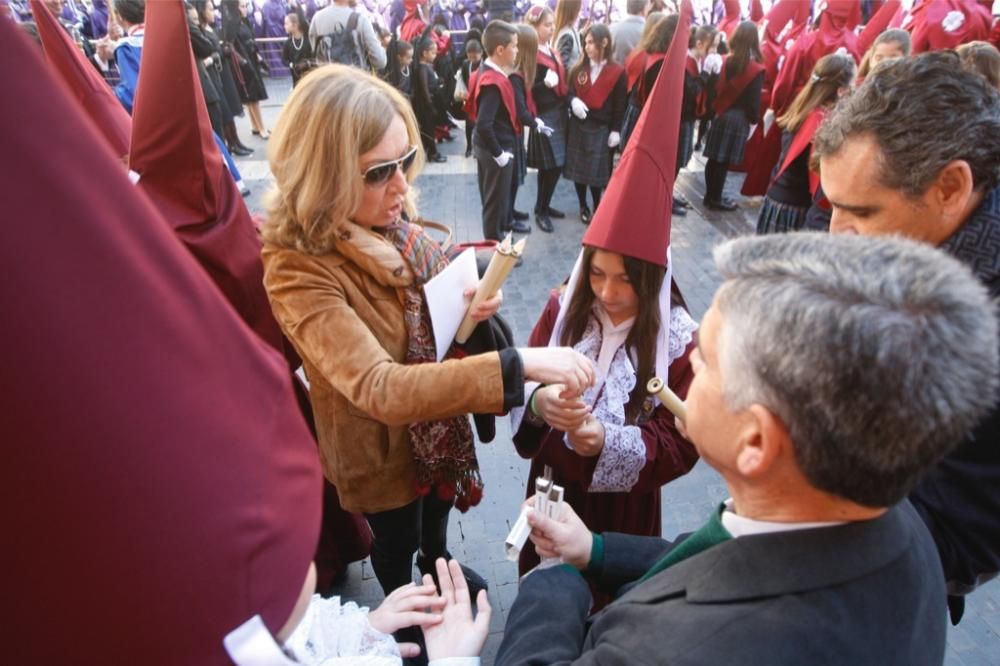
[365,163,395,185]
[401,149,418,173]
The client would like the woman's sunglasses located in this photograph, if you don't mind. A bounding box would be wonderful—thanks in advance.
[361,146,419,186]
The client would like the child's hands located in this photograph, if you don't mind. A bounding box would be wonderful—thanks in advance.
[533,384,590,431]
[422,559,491,660]
[367,581,445,635]
[566,414,606,457]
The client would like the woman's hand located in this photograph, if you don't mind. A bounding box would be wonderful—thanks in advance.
[367,581,445,635]
[464,287,502,322]
[519,347,595,396]
[524,497,592,569]
[533,384,590,431]
[422,559,492,660]
[566,415,605,457]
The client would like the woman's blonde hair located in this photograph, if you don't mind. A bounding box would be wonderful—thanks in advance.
[515,24,539,86]
[262,65,424,254]
[553,0,582,46]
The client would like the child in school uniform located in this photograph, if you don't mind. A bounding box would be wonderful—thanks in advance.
[564,23,626,225]
[510,24,553,234]
[414,36,447,163]
[454,39,484,157]
[467,21,523,240]
[388,38,414,99]
[525,4,569,233]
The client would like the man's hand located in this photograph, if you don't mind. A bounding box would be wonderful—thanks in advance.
[533,384,590,431]
[566,414,605,457]
[423,559,492,660]
[524,498,593,569]
[519,347,595,396]
[464,286,502,322]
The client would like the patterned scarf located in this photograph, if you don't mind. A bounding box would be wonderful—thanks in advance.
[380,221,484,512]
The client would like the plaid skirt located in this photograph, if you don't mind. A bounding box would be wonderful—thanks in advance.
[677,120,695,172]
[756,196,808,234]
[564,118,612,187]
[527,105,567,170]
[703,108,751,165]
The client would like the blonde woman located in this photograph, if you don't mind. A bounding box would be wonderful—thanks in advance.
[260,65,593,635]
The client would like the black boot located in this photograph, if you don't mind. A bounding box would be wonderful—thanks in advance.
[535,211,553,232]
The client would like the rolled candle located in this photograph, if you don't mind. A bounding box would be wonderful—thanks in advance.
[647,377,687,422]
[455,233,525,343]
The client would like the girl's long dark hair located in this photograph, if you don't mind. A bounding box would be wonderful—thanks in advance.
[569,23,614,86]
[560,246,665,423]
[727,21,762,76]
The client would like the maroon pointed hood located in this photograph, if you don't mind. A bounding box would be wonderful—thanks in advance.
[29,0,131,158]
[2,15,320,663]
[131,0,286,352]
[584,0,692,268]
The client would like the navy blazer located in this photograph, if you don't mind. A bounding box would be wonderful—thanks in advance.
[496,502,946,665]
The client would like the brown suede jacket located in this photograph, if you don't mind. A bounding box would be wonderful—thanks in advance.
[262,220,507,514]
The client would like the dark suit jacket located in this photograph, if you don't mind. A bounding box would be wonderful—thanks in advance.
[496,502,946,665]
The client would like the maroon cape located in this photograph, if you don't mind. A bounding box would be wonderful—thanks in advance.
[3,18,320,663]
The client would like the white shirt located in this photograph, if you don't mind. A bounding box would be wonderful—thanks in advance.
[594,305,634,383]
[482,57,506,75]
[720,499,845,538]
[589,59,608,83]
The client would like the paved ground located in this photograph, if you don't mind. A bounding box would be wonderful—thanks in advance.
[238,78,1000,665]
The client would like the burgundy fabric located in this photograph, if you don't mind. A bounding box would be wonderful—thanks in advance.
[909,0,991,52]
[685,55,707,117]
[772,107,826,196]
[749,0,764,23]
[29,0,131,158]
[739,121,783,196]
[584,0,692,268]
[858,0,902,54]
[573,62,626,114]
[2,17,321,663]
[511,71,537,116]
[718,0,741,38]
[713,57,765,115]
[468,66,520,133]
[536,47,568,97]
[130,0,287,353]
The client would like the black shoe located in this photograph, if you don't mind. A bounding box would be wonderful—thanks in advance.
[430,153,447,163]
[229,144,253,157]
[703,196,738,211]
[510,219,531,234]
[546,207,566,219]
[465,147,472,158]
[513,209,529,221]
[535,212,554,232]
[674,194,691,209]
[580,205,592,225]
[416,552,489,602]
[672,200,687,216]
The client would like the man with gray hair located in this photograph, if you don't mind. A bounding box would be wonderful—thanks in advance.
[610,0,649,64]
[495,233,997,664]
[814,51,1000,623]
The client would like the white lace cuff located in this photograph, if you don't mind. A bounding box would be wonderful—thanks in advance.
[282,595,401,664]
[588,423,645,492]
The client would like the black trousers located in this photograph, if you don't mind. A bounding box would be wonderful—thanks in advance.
[704,158,729,202]
[474,140,514,240]
[364,493,453,596]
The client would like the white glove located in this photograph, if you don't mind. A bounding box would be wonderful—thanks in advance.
[607,131,621,149]
[544,68,559,88]
[535,118,554,137]
[494,151,514,167]
[570,97,589,120]
[704,53,723,76]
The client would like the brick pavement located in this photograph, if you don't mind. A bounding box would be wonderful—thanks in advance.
[238,79,1000,665]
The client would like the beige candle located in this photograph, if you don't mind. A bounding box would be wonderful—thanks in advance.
[455,234,526,344]
[647,377,687,422]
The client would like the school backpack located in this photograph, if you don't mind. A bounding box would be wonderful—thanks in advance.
[315,12,365,68]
